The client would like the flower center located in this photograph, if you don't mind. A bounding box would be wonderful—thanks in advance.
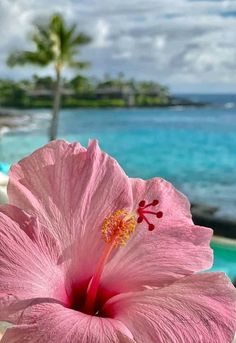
[83,199,163,315]
[84,209,136,314]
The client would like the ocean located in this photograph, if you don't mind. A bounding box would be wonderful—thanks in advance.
[0,93,236,280]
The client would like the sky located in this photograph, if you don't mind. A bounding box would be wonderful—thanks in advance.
[0,0,236,93]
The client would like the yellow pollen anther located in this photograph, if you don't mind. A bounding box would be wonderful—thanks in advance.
[101,209,136,246]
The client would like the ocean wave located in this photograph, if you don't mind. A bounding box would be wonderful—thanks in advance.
[224,102,235,109]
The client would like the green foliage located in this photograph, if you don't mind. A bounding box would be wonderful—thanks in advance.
[62,98,125,107]
[136,95,169,106]
[0,80,27,107]
[0,74,170,108]
[69,75,95,93]
[7,13,91,71]
[32,75,54,89]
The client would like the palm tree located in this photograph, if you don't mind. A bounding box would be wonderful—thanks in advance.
[7,14,91,141]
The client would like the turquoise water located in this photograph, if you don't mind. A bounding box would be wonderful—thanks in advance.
[211,242,236,281]
[0,100,236,280]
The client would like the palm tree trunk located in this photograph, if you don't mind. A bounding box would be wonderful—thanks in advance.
[49,68,61,141]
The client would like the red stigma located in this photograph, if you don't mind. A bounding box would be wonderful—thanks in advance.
[148,224,155,231]
[156,211,163,218]
[137,216,143,223]
[152,199,159,206]
[139,200,146,207]
[137,199,163,231]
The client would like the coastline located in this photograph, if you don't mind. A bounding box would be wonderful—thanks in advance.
[0,95,207,111]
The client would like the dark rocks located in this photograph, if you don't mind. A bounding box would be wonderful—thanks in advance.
[191,203,236,239]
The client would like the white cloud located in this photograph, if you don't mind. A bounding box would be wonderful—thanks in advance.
[92,19,110,48]
[0,0,236,92]
[155,36,166,50]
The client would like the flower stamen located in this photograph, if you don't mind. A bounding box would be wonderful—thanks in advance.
[101,209,136,246]
[84,209,136,314]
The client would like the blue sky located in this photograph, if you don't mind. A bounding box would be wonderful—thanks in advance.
[0,0,236,93]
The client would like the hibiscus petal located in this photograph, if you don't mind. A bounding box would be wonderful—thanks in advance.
[98,178,212,294]
[131,177,193,228]
[8,140,133,282]
[0,209,68,320]
[1,302,134,343]
[100,224,212,296]
[99,177,212,295]
[0,296,59,324]
[104,273,236,343]
[0,204,61,263]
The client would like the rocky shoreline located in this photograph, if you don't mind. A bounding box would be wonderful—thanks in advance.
[0,108,33,134]
[191,203,236,239]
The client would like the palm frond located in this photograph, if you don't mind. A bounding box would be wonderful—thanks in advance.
[68,60,90,69]
[72,33,92,46]
[6,13,92,71]
[7,51,51,67]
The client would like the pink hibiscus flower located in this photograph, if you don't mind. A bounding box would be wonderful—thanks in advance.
[0,140,235,342]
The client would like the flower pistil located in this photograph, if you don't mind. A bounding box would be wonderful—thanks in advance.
[84,200,163,314]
